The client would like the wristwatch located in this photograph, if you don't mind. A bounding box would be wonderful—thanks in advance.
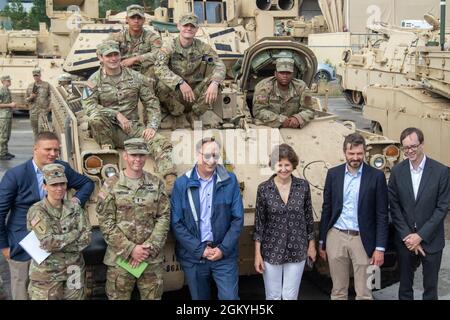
[177,79,185,87]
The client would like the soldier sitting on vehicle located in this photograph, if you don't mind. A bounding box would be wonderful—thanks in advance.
[96,138,170,300]
[27,163,91,300]
[252,57,315,129]
[154,13,226,127]
[82,40,177,193]
[107,4,163,78]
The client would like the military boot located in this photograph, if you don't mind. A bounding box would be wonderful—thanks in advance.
[0,154,13,160]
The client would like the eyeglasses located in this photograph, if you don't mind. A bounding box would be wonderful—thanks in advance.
[200,152,220,161]
[400,144,421,152]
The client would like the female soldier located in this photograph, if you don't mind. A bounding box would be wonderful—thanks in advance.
[27,163,91,300]
[254,144,316,300]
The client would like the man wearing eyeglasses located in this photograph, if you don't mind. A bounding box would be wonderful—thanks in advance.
[170,137,244,300]
[389,127,450,300]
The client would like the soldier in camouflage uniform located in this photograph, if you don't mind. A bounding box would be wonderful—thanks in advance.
[27,163,92,300]
[107,4,162,78]
[0,75,16,160]
[82,40,176,192]
[154,13,226,125]
[26,68,51,138]
[97,138,170,300]
[253,58,315,128]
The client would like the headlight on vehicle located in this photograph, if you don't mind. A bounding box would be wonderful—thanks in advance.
[383,144,400,158]
[84,155,103,174]
[370,154,386,170]
[101,164,119,180]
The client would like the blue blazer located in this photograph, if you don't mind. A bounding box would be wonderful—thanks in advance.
[0,159,94,261]
[319,163,389,257]
[170,165,244,266]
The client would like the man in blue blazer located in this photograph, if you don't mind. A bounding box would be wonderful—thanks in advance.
[389,127,450,300]
[319,133,389,300]
[0,131,94,300]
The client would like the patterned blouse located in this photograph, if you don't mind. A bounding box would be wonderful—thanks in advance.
[253,175,314,264]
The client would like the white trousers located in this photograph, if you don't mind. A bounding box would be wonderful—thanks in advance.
[262,260,306,300]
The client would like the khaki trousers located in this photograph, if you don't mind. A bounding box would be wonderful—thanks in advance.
[8,259,30,300]
[326,228,373,300]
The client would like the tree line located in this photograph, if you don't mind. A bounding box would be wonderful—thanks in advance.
[0,0,161,30]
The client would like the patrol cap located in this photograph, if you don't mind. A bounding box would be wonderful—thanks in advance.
[32,68,41,76]
[179,13,199,27]
[42,163,68,185]
[0,75,11,81]
[58,73,72,82]
[127,4,145,18]
[276,58,294,73]
[124,138,149,155]
[97,40,120,56]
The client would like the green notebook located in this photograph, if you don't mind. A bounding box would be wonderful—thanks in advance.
[116,258,148,278]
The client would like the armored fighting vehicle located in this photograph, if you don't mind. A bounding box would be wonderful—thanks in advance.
[50,34,402,297]
[336,14,444,109]
[0,0,99,109]
[363,36,450,168]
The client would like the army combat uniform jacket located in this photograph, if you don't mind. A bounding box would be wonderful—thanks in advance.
[97,171,170,266]
[27,198,91,283]
[253,76,314,128]
[155,37,226,90]
[26,81,51,112]
[0,87,12,157]
[108,27,163,75]
[83,66,161,130]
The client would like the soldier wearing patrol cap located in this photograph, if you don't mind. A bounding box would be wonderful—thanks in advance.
[96,138,170,300]
[0,75,17,160]
[83,40,177,193]
[154,12,226,127]
[26,68,51,138]
[253,57,315,128]
[26,163,92,300]
[107,4,162,77]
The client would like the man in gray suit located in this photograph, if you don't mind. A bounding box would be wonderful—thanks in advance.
[389,127,450,300]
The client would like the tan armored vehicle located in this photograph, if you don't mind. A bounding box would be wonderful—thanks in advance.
[363,41,450,167]
[0,0,99,109]
[336,15,445,109]
[50,35,401,297]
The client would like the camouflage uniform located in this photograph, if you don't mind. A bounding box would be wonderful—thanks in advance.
[96,139,170,300]
[27,164,92,300]
[154,14,226,117]
[0,75,13,158]
[26,69,51,137]
[82,42,175,178]
[253,58,314,128]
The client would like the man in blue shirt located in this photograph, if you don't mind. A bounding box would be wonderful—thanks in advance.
[170,137,244,300]
[0,131,94,300]
[319,133,389,300]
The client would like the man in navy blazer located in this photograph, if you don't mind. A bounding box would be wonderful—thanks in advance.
[0,132,94,299]
[319,133,389,300]
[389,127,450,300]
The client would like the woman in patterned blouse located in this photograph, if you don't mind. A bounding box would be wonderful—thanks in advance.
[253,143,316,300]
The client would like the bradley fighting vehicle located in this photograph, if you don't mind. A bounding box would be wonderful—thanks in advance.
[0,0,100,109]
[336,14,445,110]
[363,3,450,169]
[48,1,401,297]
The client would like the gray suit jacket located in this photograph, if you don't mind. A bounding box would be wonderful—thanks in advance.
[388,157,450,254]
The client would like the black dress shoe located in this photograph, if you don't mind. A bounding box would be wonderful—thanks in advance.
[0,154,13,160]
[6,152,15,158]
